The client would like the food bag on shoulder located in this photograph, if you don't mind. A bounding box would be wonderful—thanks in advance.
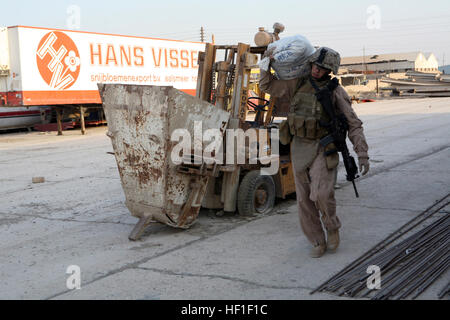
[259,34,316,80]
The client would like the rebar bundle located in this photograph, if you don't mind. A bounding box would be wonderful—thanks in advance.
[311,195,450,300]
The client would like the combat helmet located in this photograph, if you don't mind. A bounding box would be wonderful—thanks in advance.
[309,47,341,75]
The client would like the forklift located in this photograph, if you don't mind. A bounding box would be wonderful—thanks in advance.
[195,42,296,216]
[99,28,297,240]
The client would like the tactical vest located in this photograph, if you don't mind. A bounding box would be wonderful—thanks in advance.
[287,78,331,141]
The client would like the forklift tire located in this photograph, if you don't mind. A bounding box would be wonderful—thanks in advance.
[237,170,276,216]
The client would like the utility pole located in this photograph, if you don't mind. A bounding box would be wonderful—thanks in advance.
[362,46,367,74]
[443,53,446,74]
[200,26,205,43]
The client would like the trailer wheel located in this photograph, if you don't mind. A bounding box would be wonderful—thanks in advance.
[237,170,276,216]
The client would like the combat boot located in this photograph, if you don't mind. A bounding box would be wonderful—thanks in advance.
[309,243,326,258]
[327,229,340,252]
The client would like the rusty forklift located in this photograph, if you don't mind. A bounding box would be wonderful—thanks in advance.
[195,42,295,216]
[100,27,296,240]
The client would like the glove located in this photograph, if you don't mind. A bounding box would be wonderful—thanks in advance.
[358,157,370,176]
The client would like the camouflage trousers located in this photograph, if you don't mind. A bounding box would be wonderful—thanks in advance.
[291,149,342,246]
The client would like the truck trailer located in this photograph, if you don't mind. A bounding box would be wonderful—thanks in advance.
[0,26,205,131]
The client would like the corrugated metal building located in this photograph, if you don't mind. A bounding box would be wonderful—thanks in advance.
[340,52,439,74]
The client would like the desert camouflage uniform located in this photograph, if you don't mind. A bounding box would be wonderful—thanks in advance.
[259,48,369,245]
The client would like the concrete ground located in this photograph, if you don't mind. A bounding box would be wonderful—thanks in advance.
[0,97,449,300]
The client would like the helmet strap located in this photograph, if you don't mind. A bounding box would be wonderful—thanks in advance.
[317,48,328,64]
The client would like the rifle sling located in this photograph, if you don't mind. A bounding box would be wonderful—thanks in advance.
[308,76,339,121]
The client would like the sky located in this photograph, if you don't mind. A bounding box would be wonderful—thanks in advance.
[2,0,450,65]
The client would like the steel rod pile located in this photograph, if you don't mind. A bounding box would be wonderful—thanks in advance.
[438,282,449,299]
[311,195,450,300]
[381,71,450,97]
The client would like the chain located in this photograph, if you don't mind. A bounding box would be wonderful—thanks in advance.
[211,63,217,104]
[226,65,236,90]
[225,65,236,109]
[210,63,236,108]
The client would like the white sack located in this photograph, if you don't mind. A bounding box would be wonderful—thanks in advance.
[259,34,316,80]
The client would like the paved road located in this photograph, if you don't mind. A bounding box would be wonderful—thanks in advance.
[0,97,449,299]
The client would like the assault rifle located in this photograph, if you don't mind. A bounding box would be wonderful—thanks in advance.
[309,77,360,198]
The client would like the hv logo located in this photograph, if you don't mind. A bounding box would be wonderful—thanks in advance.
[36,31,80,90]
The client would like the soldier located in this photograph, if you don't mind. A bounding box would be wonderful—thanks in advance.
[260,47,370,258]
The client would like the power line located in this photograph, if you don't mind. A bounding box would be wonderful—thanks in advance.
[209,22,450,38]
[205,14,450,33]
[147,16,450,41]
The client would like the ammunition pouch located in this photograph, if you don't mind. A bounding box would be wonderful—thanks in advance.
[325,146,339,169]
[279,120,292,145]
[305,117,317,139]
[319,135,338,155]
[320,135,339,170]
[294,115,306,137]
[288,113,323,140]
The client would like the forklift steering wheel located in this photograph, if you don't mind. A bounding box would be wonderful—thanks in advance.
[247,97,270,112]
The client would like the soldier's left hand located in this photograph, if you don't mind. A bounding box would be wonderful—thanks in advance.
[358,157,370,175]
[263,46,275,59]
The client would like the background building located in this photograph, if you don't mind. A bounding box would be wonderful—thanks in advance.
[339,52,439,74]
[439,65,450,74]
